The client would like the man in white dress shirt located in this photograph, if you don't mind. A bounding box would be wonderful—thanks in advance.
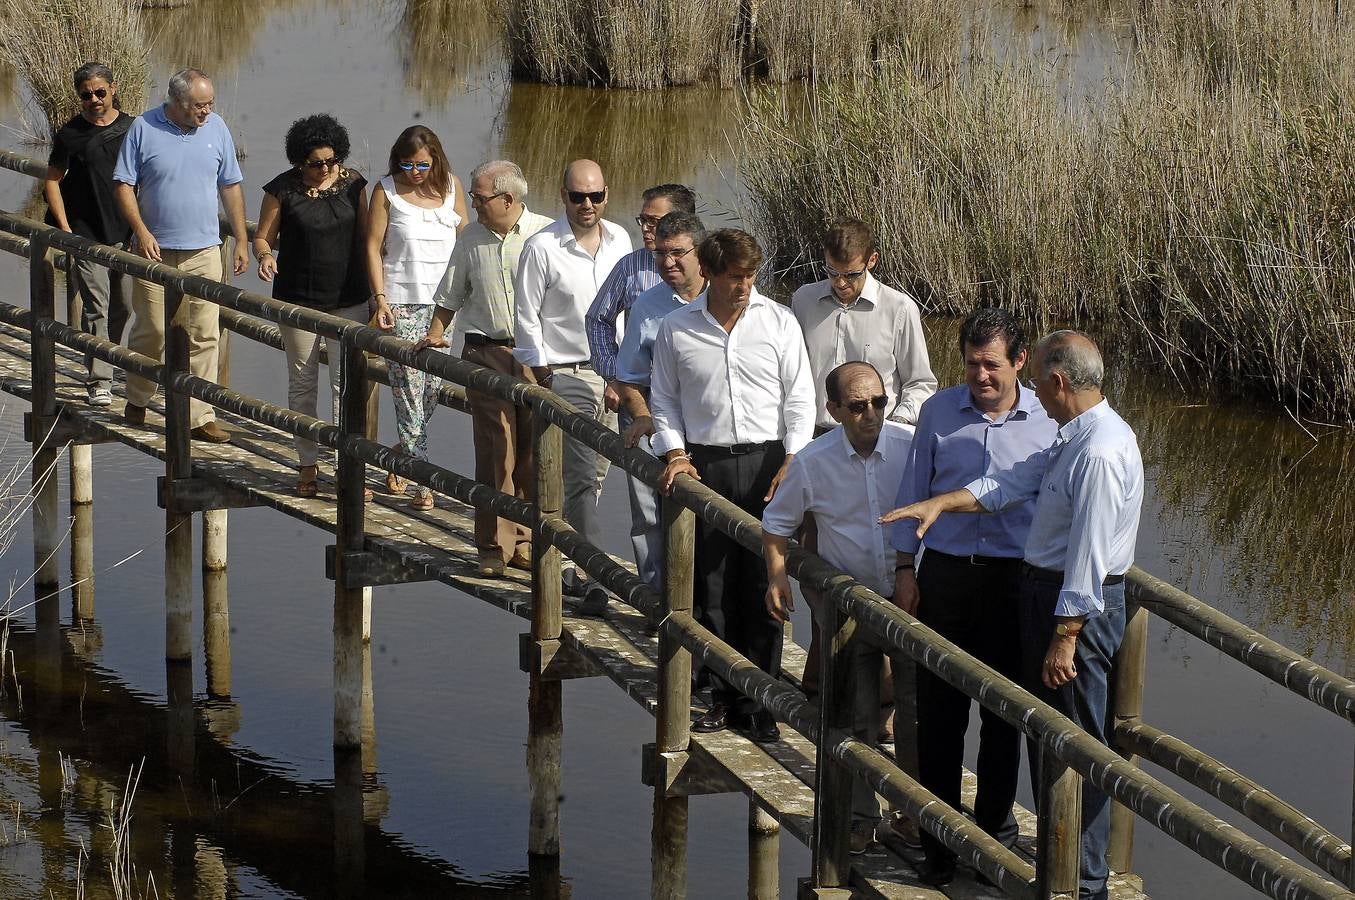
[514,159,632,601]
[762,361,916,854]
[651,229,816,742]
[882,331,1143,900]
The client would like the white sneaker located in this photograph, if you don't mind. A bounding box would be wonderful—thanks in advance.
[88,386,112,407]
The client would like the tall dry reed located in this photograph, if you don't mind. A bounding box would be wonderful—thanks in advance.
[0,0,148,138]
[739,0,1355,421]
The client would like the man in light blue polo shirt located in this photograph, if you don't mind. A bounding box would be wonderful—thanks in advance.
[114,67,249,443]
[612,210,705,591]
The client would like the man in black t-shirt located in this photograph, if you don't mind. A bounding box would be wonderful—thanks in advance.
[42,62,134,407]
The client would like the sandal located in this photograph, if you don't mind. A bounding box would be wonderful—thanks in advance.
[297,465,319,498]
[410,489,434,511]
[363,487,374,502]
[386,471,409,494]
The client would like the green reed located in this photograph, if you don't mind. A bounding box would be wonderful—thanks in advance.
[739,0,1355,422]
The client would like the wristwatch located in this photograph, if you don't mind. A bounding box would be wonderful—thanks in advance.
[1054,622,1082,638]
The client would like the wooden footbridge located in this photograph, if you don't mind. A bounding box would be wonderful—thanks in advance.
[1,150,1354,899]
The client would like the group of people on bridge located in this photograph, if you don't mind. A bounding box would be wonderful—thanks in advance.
[42,62,1145,900]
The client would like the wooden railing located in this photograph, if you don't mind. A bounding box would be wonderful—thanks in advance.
[1,147,1353,898]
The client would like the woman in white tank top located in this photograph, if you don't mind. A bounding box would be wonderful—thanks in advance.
[366,125,468,509]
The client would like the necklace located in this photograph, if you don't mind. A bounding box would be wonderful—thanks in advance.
[303,167,347,199]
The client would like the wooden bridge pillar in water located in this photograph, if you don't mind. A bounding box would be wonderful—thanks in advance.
[28,236,61,603]
[333,341,370,750]
[1109,599,1148,874]
[528,414,564,864]
[802,592,856,899]
[163,286,195,666]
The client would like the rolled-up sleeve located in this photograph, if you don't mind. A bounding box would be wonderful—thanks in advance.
[778,316,816,455]
[761,454,811,538]
[649,321,685,454]
[1056,454,1131,618]
[512,240,549,367]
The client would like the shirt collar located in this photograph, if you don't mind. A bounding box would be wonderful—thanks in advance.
[958,380,1039,419]
[815,270,879,309]
[691,286,768,316]
[557,216,622,249]
[834,421,889,462]
[1055,397,1111,442]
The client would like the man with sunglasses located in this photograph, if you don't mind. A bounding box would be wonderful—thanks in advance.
[651,229,815,742]
[762,361,917,855]
[114,67,250,443]
[43,63,135,408]
[885,308,1057,886]
[514,159,631,605]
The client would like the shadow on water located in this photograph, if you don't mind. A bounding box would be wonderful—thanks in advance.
[0,605,562,899]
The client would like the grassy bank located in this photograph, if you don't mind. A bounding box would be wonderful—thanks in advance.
[739,0,1355,421]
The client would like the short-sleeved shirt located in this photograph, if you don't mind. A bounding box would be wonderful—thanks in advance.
[46,111,134,244]
[261,168,369,310]
[113,106,243,250]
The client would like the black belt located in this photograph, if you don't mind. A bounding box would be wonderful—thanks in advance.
[926,549,1021,568]
[463,333,514,347]
[689,440,781,456]
[1022,561,1125,586]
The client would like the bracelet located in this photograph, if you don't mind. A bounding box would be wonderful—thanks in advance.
[255,248,273,258]
[370,292,386,302]
[669,451,692,463]
[895,563,915,572]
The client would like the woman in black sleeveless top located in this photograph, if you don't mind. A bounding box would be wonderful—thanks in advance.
[254,114,371,498]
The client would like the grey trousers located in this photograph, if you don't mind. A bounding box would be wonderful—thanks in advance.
[549,365,613,555]
[618,409,662,587]
[280,302,369,467]
[72,250,128,388]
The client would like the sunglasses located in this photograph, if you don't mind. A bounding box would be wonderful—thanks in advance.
[303,157,341,170]
[653,246,696,262]
[825,263,868,282]
[844,395,889,415]
[399,161,433,172]
[566,190,606,205]
[78,88,109,101]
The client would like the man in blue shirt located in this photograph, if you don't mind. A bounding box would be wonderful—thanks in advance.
[114,67,249,443]
[884,330,1143,900]
[612,210,706,589]
[891,308,1056,885]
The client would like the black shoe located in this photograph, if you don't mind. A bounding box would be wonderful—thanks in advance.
[915,856,956,887]
[577,583,609,617]
[692,704,731,733]
[747,710,780,744]
[561,568,588,597]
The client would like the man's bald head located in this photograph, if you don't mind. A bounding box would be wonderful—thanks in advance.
[1036,330,1104,392]
[562,159,605,190]
[825,360,884,404]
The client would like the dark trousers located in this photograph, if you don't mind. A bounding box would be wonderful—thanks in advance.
[915,551,1023,864]
[1019,569,1126,900]
[690,441,785,710]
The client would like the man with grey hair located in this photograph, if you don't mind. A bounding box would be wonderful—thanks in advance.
[416,160,552,575]
[882,330,1143,899]
[113,67,249,442]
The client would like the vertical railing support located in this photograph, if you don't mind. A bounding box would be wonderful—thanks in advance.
[528,413,563,859]
[804,592,855,898]
[652,496,694,899]
[70,444,92,505]
[1109,598,1148,874]
[1036,745,1082,900]
[202,508,228,572]
[28,235,61,600]
[748,801,780,899]
[164,285,194,664]
[334,339,368,750]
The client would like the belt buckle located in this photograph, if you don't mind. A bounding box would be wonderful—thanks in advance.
[968,554,987,567]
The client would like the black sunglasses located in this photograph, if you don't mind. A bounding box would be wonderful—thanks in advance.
[566,190,606,205]
[844,395,889,415]
[302,157,341,170]
[78,88,109,101]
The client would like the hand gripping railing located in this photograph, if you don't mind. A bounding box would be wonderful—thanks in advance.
[1,207,1353,900]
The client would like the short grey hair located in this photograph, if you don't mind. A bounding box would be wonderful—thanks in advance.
[72,63,114,90]
[1038,330,1104,391]
[470,160,528,201]
[166,67,210,105]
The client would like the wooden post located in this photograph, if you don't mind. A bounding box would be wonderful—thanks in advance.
[807,593,856,895]
[528,414,563,858]
[29,236,61,600]
[70,500,95,623]
[63,250,79,327]
[652,497,694,899]
[70,444,92,505]
[748,801,780,899]
[1109,599,1148,874]
[203,567,231,700]
[333,747,365,900]
[166,659,195,776]
[202,508,228,572]
[1036,744,1082,900]
[334,342,369,750]
[164,285,194,663]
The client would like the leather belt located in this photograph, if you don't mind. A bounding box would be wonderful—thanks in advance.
[927,549,1021,568]
[463,333,514,347]
[1022,561,1125,586]
[689,440,781,456]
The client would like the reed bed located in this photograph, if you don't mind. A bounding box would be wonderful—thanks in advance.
[739,0,1355,421]
[0,0,148,136]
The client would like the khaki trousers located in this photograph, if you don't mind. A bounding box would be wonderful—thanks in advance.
[464,342,535,563]
[126,246,223,428]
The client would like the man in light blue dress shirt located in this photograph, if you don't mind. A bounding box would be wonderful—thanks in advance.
[883,331,1143,900]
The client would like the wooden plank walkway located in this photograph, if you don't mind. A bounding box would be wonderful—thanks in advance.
[0,320,1146,899]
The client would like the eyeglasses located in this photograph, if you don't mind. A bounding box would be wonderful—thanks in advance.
[636,215,661,229]
[825,263,868,283]
[566,190,606,205]
[78,88,109,101]
[653,246,696,262]
[303,157,341,170]
[469,190,506,205]
[190,100,214,112]
[399,161,433,172]
[844,395,889,415]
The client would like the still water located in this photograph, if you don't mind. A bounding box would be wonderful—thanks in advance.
[0,0,1350,897]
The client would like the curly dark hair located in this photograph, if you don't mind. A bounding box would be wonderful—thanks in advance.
[284,114,351,166]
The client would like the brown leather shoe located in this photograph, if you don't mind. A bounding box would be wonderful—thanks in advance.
[123,403,146,426]
[190,421,231,443]
[507,547,532,570]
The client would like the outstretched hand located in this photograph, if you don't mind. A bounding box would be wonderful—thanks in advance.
[878,499,943,541]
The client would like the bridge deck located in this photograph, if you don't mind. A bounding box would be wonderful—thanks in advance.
[0,321,1145,899]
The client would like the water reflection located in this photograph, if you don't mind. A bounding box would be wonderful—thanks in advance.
[395,0,506,109]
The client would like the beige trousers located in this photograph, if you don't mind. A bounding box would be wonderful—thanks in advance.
[126,246,223,428]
